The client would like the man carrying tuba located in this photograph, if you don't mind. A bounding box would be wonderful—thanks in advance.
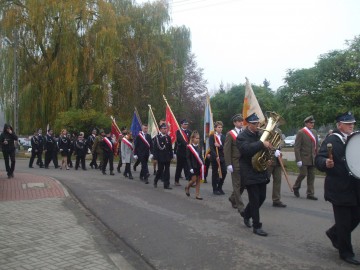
[236,113,273,236]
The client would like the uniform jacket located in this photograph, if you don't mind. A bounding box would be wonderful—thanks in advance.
[74,139,88,157]
[101,136,114,154]
[315,129,360,206]
[31,135,42,152]
[58,136,71,153]
[87,134,96,152]
[224,129,242,170]
[294,127,318,165]
[174,129,191,157]
[186,144,204,174]
[44,134,56,152]
[236,127,268,186]
[92,135,104,155]
[134,132,152,158]
[0,126,18,153]
[209,132,225,163]
[121,137,134,163]
[153,134,173,163]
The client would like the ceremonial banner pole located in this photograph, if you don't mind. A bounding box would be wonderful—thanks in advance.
[134,107,143,126]
[148,104,159,131]
[162,95,186,142]
[110,116,121,134]
[278,155,293,192]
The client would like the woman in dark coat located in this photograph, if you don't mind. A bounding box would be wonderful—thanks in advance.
[58,129,71,170]
[0,124,18,178]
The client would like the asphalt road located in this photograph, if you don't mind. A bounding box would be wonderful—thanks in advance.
[11,158,360,270]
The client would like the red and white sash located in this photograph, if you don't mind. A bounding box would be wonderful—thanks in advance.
[138,132,150,148]
[181,129,189,144]
[103,137,113,151]
[229,130,238,141]
[214,133,222,146]
[302,127,316,152]
[187,144,206,180]
[122,138,133,151]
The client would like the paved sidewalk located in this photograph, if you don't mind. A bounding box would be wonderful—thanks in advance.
[0,172,131,270]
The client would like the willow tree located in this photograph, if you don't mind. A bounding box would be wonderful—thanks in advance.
[0,0,118,133]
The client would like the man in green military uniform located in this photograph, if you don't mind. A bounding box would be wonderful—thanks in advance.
[92,129,105,171]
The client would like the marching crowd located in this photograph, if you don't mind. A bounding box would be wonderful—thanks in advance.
[1,110,359,265]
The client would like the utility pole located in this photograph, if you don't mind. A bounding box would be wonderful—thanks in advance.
[13,30,19,135]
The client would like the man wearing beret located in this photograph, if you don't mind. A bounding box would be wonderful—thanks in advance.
[174,119,192,186]
[315,112,360,265]
[293,115,319,200]
[224,114,245,212]
[236,113,272,236]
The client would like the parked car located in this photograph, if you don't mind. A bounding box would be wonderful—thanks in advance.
[284,135,296,147]
[18,137,31,150]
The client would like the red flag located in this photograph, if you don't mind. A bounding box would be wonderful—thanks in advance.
[111,116,121,156]
[166,105,179,144]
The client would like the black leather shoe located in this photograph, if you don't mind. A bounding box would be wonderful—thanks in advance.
[145,181,149,184]
[164,187,172,190]
[110,171,115,175]
[213,190,221,195]
[229,198,237,209]
[293,188,300,198]
[253,228,268,236]
[196,197,203,200]
[219,189,225,195]
[244,218,252,228]
[341,256,360,265]
[29,166,34,168]
[325,230,338,249]
[185,187,190,197]
[273,201,287,207]
[307,195,318,200]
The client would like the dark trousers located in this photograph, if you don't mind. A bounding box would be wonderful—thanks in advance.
[3,150,15,176]
[244,182,267,229]
[90,152,98,168]
[124,163,132,176]
[175,155,189,182]
[204,157,211,180]
[155,161,170,188]
[133,159,140,169]
[36,150,44,166]
[102,152,114,172]
[67,151,73,167]
[211,160,227,192]
[328,204,360,259]
[30,150,43,167]
[75,155,86,170]
[139,156,149,178]
[45,150,58,168]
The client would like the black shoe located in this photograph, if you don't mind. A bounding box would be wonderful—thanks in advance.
[219,189,225,195]
[326,229,338,249]
[229,198,237,208]
[185,187,190,197]
[102,171,106,175]
[153,170,157,175]
[145,181,149,184]
[196,197,203,200]
[253,228,268,237]
[164,186,172,190]
[129,175,134,179]
[44,167,49,169]
[110,171,115,175]
[117,167,121,173]
[140,176,144,181]
[273,201,287,207]
[133,165,137,171]
[154,181,158,188]
[213,190,221,195]
[293,188,300,198]
[29,166,34,168]
[244,218,252,228]
[341,256,360,265]
[123,173,128,178]
[307,195,318,200]
[75,167,78,170]
[90,165,94,169]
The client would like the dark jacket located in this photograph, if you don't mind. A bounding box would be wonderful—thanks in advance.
[174,129,191,157]
[134,132,152,158]
[74,139,88,157]
[186,144,204,174]
[153,134,173,162]
[101,136,114,154]
[315,129,360,206]
[236,127,268,186]
[44,134,56,152]
[0,124,18,152]
[31,135,42,152]
[58,136,71,153]
[209,132,225,162]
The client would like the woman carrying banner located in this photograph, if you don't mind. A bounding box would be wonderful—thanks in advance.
[185,131,205,200]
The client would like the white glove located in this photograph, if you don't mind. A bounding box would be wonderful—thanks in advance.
[275,150,281,158]
[297,161,302,168]
[149,154,153,160]
[190,169,194,174]
[133,155,138,160]
[227,165,233,173]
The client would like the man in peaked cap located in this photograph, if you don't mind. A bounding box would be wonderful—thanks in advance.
[88,128,98,169]
[236,112,273,236]
[293,115,319,200]
[224,114,245,212]
[315,112,360,265]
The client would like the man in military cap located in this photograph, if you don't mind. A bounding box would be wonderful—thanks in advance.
[236,113,273,237]
[315,112,360,265]
[101,129,115,175]
[92,129,105,170]
[293,115,319,200]
[224,114,245,212]
[174,119,192,186]
[87,128,98,169]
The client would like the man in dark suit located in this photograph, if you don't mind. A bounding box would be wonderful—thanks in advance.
[174,119,191,186]
[315,111,360,265]
[153,123,174,189]
[134,124,153,184]
[293,115,319,200]
[236,113,273,237]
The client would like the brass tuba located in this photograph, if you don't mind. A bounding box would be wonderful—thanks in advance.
[251,112,284,172]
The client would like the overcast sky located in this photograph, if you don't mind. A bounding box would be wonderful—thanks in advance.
[137,0,360,92]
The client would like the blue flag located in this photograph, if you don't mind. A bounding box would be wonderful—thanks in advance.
[130,111,142,137]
